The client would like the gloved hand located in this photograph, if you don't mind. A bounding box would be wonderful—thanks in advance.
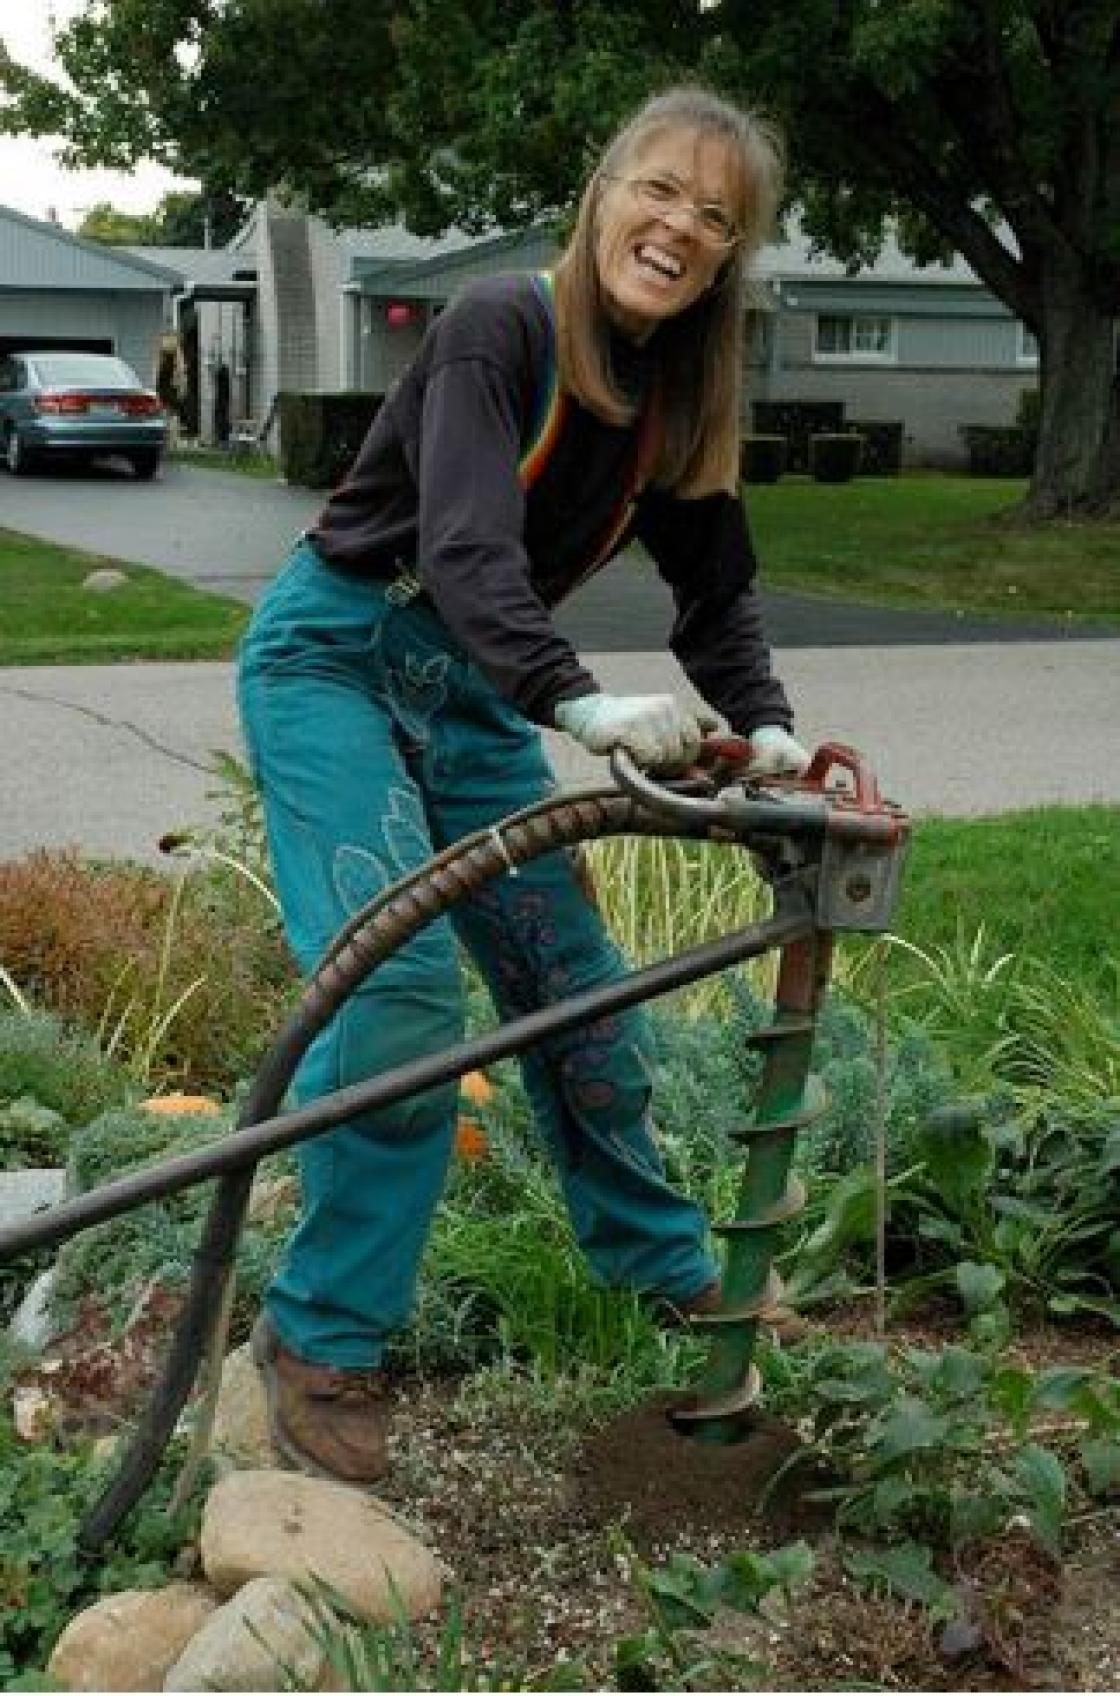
[746,725,812,777]
[555,692,719,769]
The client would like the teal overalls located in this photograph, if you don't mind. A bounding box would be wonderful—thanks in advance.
[237,541,717,1367]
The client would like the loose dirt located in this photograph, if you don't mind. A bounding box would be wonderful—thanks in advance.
[17,1298,1120,1689]
[573,1392,828,1546]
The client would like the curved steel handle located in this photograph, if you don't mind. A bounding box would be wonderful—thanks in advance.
[608,747,728,826]
[802,740,883,809]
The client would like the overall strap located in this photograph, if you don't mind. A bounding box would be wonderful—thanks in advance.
[521,271,567,490]
[522,269,664,574]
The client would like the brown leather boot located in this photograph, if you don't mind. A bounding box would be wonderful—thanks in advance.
[251,1315,391,1485]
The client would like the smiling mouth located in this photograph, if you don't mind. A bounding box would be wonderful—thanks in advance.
[635,242,684,281]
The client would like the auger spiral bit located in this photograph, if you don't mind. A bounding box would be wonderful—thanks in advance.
[616,739,909,1449]
[670,932,831,1442]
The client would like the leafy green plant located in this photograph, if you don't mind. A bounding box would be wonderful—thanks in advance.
[996,963,1120,1107]
[420,1151,669,1383]
[0,1010,133,1132]
[0,1407,206,1681]
[611,1539,814,1691]
[884,925,1019,1082]
[283,1542,813,1694]
[896,1094,1120,1321]
[281,1576,553,1692]
[766,1341,1120,1556]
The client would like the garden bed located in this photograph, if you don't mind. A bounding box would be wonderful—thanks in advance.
[14,1295,1118,1690]
[1,795,1117,1687]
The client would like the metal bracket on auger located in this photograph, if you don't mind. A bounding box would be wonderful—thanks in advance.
[0,737,909,1544]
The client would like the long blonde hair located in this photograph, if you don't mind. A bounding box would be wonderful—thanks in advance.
[553,86,783,496]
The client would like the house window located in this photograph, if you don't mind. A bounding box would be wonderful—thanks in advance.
[1017,322,1039,364]
[814,313,895,361]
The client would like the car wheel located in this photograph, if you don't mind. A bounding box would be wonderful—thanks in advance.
[129,449,162,481]
[4,425,35,476]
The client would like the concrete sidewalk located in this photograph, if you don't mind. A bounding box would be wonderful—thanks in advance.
[3,639,1117,865]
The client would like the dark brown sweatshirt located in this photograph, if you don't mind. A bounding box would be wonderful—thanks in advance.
[311,272,792,734]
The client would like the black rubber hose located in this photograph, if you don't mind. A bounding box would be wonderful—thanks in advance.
[75,779,748,1547]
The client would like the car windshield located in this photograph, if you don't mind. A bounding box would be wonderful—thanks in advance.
[29,354,141,390]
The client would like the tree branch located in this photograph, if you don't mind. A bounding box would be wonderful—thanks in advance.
[816,78,1041,322]
[925,6,1059,252]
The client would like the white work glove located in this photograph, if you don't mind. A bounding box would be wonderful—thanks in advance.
[555,692,719,769]
[746,725,812,777]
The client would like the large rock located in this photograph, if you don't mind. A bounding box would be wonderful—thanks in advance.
[0,1166,66,1227]
[210,1344,275,1470]
[201,1470,444,1623]
[47,1583,217,1691]
[163,1576,327,1692]
[81,568,129,593]
[8,1267,57,1350]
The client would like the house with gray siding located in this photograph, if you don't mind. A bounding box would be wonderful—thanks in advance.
[128,202,1037,467]
[748,223,1037,465]
[0,204,178,384]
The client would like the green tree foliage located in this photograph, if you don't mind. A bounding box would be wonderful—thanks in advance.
[150,188,247,247]
[2,2,1117,513]
[75,199,158,244]
[77,189,245,247]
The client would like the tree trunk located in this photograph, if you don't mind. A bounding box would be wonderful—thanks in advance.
[1028,258,1120,518]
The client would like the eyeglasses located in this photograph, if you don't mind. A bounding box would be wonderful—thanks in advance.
[603,173,742,249]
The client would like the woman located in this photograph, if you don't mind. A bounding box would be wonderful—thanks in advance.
[239,83,809,1485]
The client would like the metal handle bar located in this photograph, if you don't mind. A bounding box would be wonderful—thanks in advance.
[609,739,902,843]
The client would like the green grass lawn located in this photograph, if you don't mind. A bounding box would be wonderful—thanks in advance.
[0,528,248,664]
[887,804,1119,996]
[169,445,280,479]
[747,474,1120,626]
[2,472,1118,666]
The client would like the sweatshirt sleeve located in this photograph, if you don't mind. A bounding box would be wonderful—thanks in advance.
[414,295,600,726]
[634,487,794,735]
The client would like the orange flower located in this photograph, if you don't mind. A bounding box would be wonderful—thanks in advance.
[141,1093,221,1117]
[454,1117,489,1162]
[459,1069,494,1106]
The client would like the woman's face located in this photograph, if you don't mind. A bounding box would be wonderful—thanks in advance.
[595,126,743,343]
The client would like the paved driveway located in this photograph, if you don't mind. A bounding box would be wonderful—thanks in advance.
[3,639,1118,865]
[2,460,1117,865]
[2,459,1111,651]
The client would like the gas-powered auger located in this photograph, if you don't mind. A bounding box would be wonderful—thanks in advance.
[0,738,908,1547]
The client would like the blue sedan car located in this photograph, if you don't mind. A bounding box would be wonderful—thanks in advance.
[0,349,168,480]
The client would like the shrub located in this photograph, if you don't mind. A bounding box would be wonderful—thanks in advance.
[279,391,384,488]
[739,433,787,483]
[55,1103,295,1328]
[809,433,863,483]
[0,1010,133,1130]
[960,424,1034,476]
[849,419,904,476]
[0,850,296,1092]
[751,400,845,472]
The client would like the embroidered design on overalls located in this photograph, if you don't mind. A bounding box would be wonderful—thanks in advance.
[332,785,431,913]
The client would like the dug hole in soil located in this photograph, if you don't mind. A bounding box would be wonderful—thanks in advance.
[573,1391,828,1544]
